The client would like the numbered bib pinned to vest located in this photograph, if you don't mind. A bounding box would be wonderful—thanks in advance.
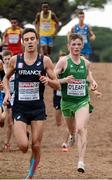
[67,79,86,96]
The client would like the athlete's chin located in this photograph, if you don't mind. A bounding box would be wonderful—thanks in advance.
[73,52,80,56]
[28,49,35,53]
[71,49,79,54]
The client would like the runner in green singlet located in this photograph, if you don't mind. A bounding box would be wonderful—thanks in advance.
[55,33,98,173]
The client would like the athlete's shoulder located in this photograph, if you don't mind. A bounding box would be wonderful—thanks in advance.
[35,12,40,24]
[16,26,22,30]
[84,24,89,28]
[16,26,23,32]
[36,12,41,17]
[51,11,58,19]
[81,55,88,61]
[74,24,79,30]
[0,59,3,70]
[9,55,18,69]
[80,56,89,65]
[43,55,52,62]
[43,55,55,69]
[75,23,79,27]
[75,23,79,26]
[5,27,12,33]
[51,11,56,16]
[57,55,68,66]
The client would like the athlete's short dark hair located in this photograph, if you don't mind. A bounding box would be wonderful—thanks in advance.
[22,28,38,40]
[41,1,49,6]
[68,32,83,43]
[10,16,18,21]
[78,11,84,16]
[2,50,12,57]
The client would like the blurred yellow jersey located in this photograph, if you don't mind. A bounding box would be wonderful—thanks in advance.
[39,10,56,36]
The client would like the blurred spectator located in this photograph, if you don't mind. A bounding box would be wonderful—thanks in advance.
[3,17,23,55]
[35,2,59,56]
[71,11,95,60]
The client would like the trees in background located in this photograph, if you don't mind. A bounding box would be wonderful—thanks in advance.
[92,27,112,62]
[0,0,112,61]
[0,0,110,25]
[52,27,112,62]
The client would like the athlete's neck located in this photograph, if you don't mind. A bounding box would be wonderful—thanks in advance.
[79,21,84,27]
[69,54,81,64]
[43,10,49,16]
[24,52,38,65]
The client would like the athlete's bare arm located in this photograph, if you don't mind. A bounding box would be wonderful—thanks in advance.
[55,56,74,84]
[3,56,16,105]
[40,56,60,90]
[0,59,3,70]
[85,59,98,90]
[52,13,59,35]
[2,29,8,45]
[54,56,66,75]
[88,25,96,41]
[70,27,74,33]
[34,13,40,35]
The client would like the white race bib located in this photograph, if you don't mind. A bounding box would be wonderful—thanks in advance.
[18,82,40,101]
[41,22,51,30]
[67,79,86,96]
[56,90,61,96]
[9,34,19,44]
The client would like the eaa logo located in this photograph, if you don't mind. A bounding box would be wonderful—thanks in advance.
[18,63,23,69]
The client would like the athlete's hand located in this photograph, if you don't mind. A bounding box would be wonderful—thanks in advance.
[90,36,95,41]
[93,90,102,98]
[39,75,49,85]
[0,81,3,91]
[60,75,75,84]
[90,80,98,91]
[65,75,75,83]
[3,93,11,106]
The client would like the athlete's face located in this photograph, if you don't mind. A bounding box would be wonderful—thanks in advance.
[3,55,11,65]
[11,19,18,29]
[68,38,83,56]
[78,14,85,23]
[42,4,49,13]
[23,32,38,52]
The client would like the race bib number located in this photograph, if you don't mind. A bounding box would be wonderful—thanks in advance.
[56,90,61,96]
[9,34,19,44]
[18,82,40,101]
[67,79,86,96]
[41,22,51,30]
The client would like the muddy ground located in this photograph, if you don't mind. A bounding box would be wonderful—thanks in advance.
[0,63,112,179]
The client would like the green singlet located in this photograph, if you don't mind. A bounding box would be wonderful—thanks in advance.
[59,57,93,117]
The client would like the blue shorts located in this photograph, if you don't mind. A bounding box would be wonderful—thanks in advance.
[40,36,53,47]
[81,43,92,56]
[0,92,5,107]
[0,92,13,109]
